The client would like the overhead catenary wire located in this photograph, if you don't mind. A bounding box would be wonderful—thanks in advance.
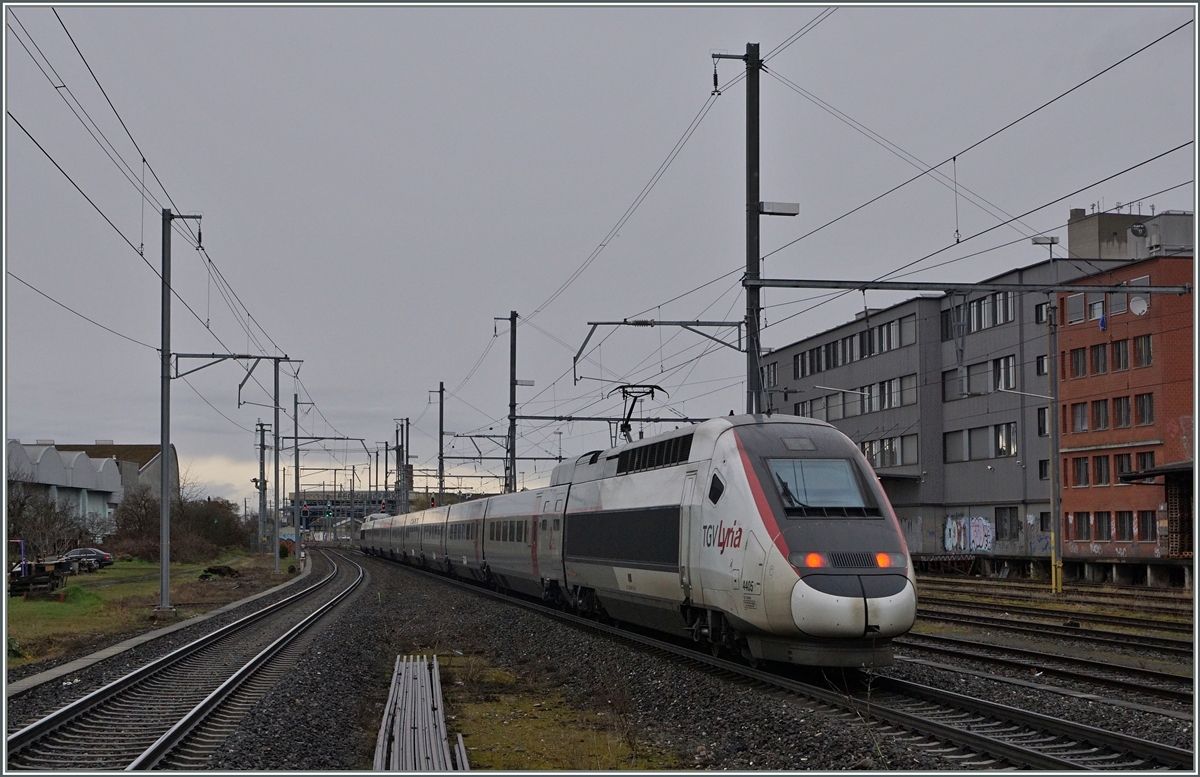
[759,18,1193,264]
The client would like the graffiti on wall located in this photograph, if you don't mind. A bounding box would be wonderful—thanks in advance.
[944,514,994,552]
[899,515,923,552]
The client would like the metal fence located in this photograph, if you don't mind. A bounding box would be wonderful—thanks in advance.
[374,655,468,771]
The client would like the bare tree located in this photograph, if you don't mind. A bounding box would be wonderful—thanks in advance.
[6,464,87,558]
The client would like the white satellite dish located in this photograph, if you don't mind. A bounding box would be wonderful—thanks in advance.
[1130,296,1149,316]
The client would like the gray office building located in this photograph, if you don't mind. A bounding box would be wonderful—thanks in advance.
[764,209,1143,575]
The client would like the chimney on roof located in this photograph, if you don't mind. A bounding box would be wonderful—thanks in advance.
[1069,208,1087,222]
[95,439,114,445]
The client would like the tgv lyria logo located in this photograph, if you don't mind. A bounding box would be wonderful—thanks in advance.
[702,521,742,554]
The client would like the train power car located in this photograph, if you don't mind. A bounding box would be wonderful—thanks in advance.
[361,414,916,667]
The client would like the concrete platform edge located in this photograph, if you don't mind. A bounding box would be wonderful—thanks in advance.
[6,553,313,698]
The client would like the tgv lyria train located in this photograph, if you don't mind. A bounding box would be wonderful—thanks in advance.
[361,414,916,667]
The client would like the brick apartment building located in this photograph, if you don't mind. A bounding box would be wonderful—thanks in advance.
[1057,213,1194,587]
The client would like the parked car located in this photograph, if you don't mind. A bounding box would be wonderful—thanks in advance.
[63,548,114,568]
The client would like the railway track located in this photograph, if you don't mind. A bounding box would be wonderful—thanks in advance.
[376,554,1194,770]
[919,595,1194,634]
[916,583,1194,620]
[916,576,1194,607]
[896,632,1193,704]
[5,550,363,771]
[917,607,1194,656]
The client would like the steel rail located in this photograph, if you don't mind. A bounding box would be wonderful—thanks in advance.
[917,608,1194,656]
[127,551,365,769]
[5,556,338,756]
[918,596,1195,632]
[874,676,1194,770]
[897,634,1193,703]
[371,554,1194,770]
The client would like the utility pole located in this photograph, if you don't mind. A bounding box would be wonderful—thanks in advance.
[273,360,281,573]
[438,382,445,507]
[714,44,798,414]
[293,392,301,565]
[508,310,517,493]
[404,417,410,513]
[398,422,408,513]
[157,208,200,617]
[256,421,268,557]
[743,42,762,415]
[712,43,764,414]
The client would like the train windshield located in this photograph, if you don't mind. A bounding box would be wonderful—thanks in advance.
[767,458,871,510]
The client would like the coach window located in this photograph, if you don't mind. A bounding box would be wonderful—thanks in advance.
[553,518,561,531]
[541,519,547,530]
[708,473,725,504]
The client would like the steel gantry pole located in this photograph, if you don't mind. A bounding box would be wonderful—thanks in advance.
[508,310,518,493]
[273,360,281,573]
[294,392,301,566]
[438,382,445,507]
[156,208,199,617]
[744,42,762,415]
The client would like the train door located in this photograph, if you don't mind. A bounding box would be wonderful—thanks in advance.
[679,471,698,602]
[741,531,766,619]
[535,489,567,586]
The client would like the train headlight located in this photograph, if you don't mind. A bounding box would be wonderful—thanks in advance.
[875,552,906,568]
[789,552,827,568]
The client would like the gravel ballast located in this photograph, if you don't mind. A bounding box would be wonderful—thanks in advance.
[10,550,1193,769]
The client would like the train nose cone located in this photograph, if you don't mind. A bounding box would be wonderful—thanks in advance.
[790,575,866,637]
[790,574,916,638]
[862,574,917,637]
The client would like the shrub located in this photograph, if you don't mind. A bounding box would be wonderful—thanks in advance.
[279,542,289,559]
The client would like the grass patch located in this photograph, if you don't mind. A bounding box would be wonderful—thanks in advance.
[6,551,288,668]
[436,654,681,770]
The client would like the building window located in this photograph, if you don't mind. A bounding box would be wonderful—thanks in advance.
[942,369,961,402]
[1135,393,1154,425]
[1113,396,1131,428]
[1036,354,1048,375]
[1034,302,1048,324]
[1066,293,1085,324]
[1116,511,1134,541]
[1110,290,1128,316]
[1071,402,1088,432]
[1090,343,1107,374]
[1040,511,1052,532]
[901,434,919,465]
[900,374,918,406]
[1037,407,1049,437]
[1094,511,1112,541]
[795,401,805,417]
[826,393,843,421]
[1072,457,1090,486]
[1136,450,1156,472]
[995,506,1020,541]
[1038,459,1049,480]
[1114,453,1133,479]
[1073,348,1096,377]
[994,422,1017,457]
[1093,455,1110,485]
[1087,294,1105,321]
[1074,512,1092,540]
[793,353,802,380]
[1112,339,1129,371]
[1138,510,1157,542]
[1092,399,1108,430]
[1133,334,1153,368]
[992,355,1015,391]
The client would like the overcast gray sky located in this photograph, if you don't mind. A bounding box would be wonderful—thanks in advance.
[4,4,1195,510]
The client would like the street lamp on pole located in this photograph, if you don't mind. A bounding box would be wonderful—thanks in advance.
[1034,235,1064,594]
